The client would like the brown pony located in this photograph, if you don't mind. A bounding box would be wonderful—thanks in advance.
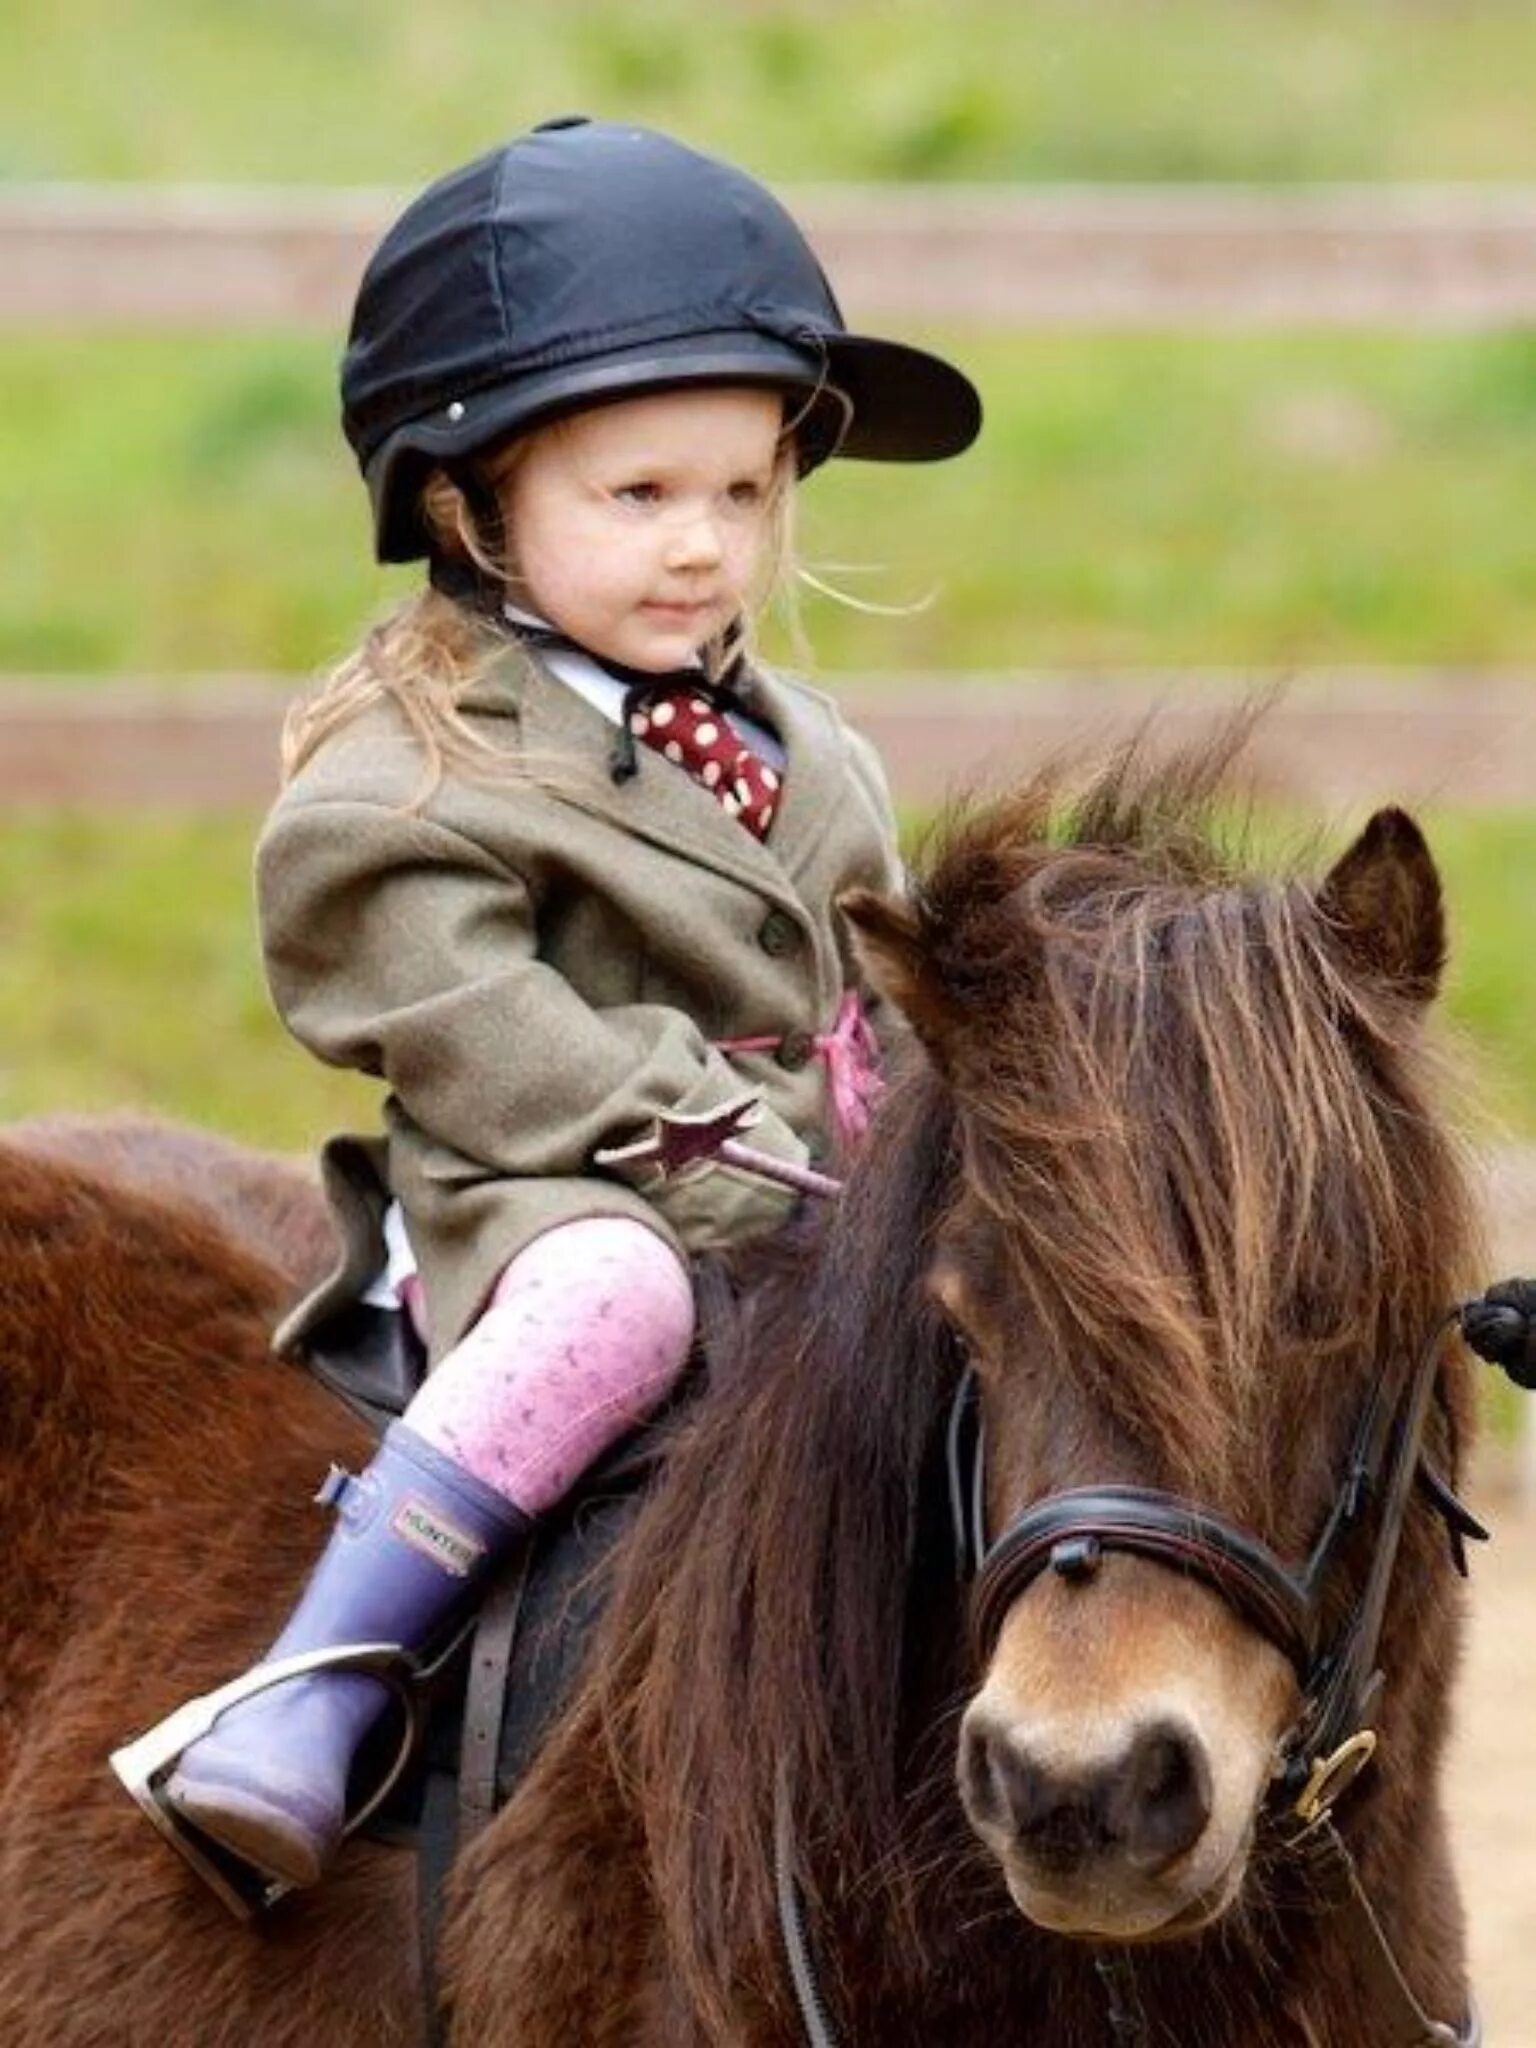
[0,744,1484,2046]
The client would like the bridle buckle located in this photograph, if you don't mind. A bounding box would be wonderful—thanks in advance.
[1291,1729,1378,1828]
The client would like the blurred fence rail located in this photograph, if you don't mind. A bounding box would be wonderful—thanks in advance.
[8,183,1536,329]
[2,673,1531,809]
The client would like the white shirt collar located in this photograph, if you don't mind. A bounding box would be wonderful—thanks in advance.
[499,604,785,768]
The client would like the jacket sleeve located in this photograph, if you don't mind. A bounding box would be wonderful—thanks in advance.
[257,795,803,1245]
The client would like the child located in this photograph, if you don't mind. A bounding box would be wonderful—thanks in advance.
[130,115,980,1898]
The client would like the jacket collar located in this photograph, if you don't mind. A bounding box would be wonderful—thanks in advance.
[462,641,848,906]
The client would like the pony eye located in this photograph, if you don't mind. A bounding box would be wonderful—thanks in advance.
[936,1310,973,1366]
[926,1264,977,1365]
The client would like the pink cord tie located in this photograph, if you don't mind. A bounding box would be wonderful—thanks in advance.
[815,990,885,1146]
[718,991,884,1149]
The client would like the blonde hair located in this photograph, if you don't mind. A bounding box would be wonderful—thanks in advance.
[282,408,801,794]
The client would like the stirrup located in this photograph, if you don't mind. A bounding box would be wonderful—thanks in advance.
[110,1642,427,1919]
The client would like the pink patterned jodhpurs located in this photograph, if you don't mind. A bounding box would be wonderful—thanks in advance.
[402,1217,695,1517]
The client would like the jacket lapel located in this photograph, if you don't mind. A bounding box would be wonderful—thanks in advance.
[466,647,808,905]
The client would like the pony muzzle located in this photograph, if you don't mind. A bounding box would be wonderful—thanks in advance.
[958,1561,1296,1940]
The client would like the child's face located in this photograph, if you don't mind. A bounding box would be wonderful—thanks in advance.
[500,387,785,672]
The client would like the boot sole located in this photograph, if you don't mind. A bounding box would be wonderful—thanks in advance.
[164,1780,331,1890]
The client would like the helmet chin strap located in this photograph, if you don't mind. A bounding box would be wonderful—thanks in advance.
[427,462,509,617]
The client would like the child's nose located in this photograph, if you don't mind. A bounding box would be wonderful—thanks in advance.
[666,510,725,569]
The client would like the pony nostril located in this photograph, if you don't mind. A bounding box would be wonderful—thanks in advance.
[958,1716,1012,1831]
[960,1720,1109,1876]
[1111,1719,1213,1872]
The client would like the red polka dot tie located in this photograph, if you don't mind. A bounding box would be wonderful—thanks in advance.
[628,685,782,839]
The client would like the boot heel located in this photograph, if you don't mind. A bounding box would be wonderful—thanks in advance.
[111,1644,422,1916]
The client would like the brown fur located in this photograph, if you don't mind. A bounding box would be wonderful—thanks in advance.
[0,1127,418,2046]
[0,741,1485,2045]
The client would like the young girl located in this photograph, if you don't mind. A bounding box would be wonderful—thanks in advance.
[128,114,980,1899]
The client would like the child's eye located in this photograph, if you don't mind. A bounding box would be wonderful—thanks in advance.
[614,481,662,506]
[727,480,765,508]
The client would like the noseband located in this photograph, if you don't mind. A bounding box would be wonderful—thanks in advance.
[960,1308,1485,2047]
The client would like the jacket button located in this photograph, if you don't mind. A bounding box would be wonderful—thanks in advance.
[757,910,798,958]
[776,1029,815,1070]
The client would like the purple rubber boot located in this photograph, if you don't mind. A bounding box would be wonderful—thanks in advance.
[163,1420,527,1888]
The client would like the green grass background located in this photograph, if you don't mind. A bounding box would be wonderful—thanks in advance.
[2,0,1534,1143]
[12,0,1536,185]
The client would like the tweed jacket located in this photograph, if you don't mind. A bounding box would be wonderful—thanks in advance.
[257,641,905,1362]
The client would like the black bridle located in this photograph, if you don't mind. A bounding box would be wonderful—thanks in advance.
[958,1306,1486,2047]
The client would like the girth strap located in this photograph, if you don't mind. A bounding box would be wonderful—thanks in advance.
[458,1548,534,1843]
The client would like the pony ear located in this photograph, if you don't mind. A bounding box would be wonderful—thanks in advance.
[1318,807,1445,1004]
[839,888,964,1056]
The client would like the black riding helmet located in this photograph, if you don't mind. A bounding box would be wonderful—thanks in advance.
[342,115,982,564]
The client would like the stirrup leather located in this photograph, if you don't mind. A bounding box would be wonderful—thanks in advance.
[110,1642,427,1919]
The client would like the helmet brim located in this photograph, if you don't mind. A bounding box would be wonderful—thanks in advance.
[825,332,983,464]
